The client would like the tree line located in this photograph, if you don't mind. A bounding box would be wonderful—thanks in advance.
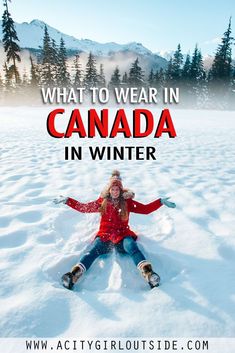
[1,0,235,109]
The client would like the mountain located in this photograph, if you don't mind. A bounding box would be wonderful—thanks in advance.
[0,19,168,73]
[0,19,168,78]
[0,19,151,55]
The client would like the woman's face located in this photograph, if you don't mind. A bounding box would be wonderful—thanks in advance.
[110,185,121,199]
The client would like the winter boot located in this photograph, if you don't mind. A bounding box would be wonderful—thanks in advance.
[61,263,85,290]
[138,261,160,289]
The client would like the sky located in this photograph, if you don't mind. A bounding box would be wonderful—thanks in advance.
[1,0,235,56]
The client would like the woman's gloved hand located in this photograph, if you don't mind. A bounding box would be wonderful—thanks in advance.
[53,195,68,204]
[161,197,176,208]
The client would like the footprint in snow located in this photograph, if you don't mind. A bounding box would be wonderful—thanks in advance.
[0,230,28,248]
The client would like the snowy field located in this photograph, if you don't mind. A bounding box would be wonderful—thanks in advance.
[0,107,235,342]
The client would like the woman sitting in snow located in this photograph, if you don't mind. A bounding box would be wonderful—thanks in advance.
[53,170,176,290]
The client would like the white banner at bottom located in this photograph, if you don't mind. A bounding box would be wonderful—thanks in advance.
[0,337,235,353]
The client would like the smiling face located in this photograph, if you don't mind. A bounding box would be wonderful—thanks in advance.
[109,185,121,199]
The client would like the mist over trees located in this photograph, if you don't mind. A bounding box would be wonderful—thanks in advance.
[0,2,234,109]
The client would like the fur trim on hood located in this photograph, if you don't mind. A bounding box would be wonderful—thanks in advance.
[122,189,135,199]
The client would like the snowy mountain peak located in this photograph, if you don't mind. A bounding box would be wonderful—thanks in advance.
[29,19,47,28]
[0,18,168,73]
[0,18,153,57]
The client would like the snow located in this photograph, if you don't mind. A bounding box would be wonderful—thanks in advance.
[0,107,235,340]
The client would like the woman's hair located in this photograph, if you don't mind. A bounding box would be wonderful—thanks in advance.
[99,189,128,220]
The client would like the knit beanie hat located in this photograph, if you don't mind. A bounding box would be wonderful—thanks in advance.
[107,170,123,190]
[101,170,135,199]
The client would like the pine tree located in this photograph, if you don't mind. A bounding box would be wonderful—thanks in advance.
[3,62,12,91]
[189,45,205,82]
[129,58,144,87]
[2,0,21,85]
[152,68,165,103]
[154,68,165,89]
[29,55,40,87]
[57,37,70,87]
[209,18,234,107]
[209,18,234,84]
[84,52,98,90]
[181,54,191,80]
[50,39,58,63]
[231,67,235,109]
[72,54,83,87]
[171,44,183,83]
[50,38,60,84]
[41,26,54,87]
[0,69,5,103]
[42,26,51,64]
[109,66,121,88]
[97,63,106,87]
[181,54,192,106]
[189,45,207,106]
[21,68,29,88]
[0,71,3,91]
[165,57,173,83]
[148,68,155,86]
[122,72,128,85]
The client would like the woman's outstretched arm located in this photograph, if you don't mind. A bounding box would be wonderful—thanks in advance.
[66,197,102,213]
[128,198,163,215]
[53,195,101,213]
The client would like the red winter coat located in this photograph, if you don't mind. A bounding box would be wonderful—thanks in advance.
[66,197,163,244]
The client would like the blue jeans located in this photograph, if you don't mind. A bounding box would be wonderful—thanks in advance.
[79,236,146,270]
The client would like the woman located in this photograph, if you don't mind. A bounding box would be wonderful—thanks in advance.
[53,170,176,290]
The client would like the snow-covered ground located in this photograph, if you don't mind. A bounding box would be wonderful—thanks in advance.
[0,107,235,342]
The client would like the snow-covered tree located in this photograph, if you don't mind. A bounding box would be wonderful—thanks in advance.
[0,71,3,91]
[57,37,70,87]
[41,26,54,87]
[3,62,13,91]
[84,52,98,90]
[21,68,29,88]
[50,38,60,83]
[72,54,83,87]
[29,55,40,87]
[41,26,51,65]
